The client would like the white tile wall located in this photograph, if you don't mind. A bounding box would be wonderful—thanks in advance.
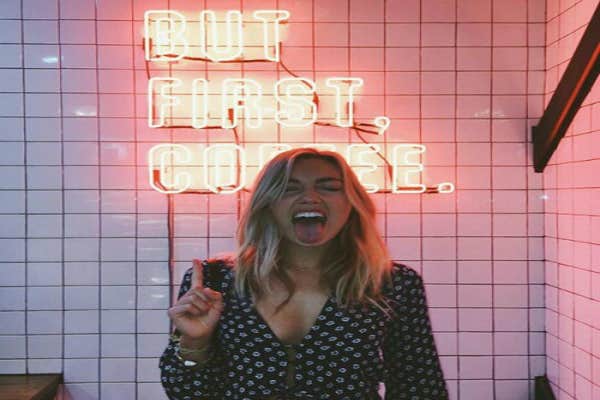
[543,0,600,398]
[0,0,557,398]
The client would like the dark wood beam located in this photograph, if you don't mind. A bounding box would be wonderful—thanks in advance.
[532,3,600,172]
[0,374,62,400]
[534,375,556,400]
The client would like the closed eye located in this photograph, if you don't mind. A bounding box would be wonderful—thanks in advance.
[284,185,301,193]
[283,178,343,194]
[318,185,342,192]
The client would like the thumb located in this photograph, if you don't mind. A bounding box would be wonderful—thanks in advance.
[191,259,204,289]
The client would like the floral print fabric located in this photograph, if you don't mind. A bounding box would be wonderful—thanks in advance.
[159,260,448,399]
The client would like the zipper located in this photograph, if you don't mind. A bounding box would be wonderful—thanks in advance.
[283,344,296,388]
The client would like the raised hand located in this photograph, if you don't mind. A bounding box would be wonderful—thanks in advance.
[167,259,224,347]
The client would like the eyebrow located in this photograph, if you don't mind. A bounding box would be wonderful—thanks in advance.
[288,177,343,184]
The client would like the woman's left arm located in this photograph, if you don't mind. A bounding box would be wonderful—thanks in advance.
[382,266,449,400]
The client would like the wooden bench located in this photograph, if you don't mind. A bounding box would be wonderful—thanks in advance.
[0,374,62,400]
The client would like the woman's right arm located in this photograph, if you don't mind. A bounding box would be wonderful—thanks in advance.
[159,260,226,400]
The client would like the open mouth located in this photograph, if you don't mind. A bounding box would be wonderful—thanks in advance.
[292,211,327,224]
[291,211,327,244]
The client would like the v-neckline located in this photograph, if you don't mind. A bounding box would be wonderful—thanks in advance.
[250,294,333,348]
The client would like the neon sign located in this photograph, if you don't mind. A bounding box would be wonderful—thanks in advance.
[147,143,455,195]
[143,9,454,195]
[147,77,363,129]
[144,9,289,62]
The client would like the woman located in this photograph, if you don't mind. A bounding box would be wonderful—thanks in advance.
[159,148,448,399]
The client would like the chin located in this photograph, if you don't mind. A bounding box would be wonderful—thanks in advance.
[294,236,335,247]
[296,240,327,247]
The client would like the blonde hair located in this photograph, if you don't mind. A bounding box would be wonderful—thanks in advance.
[235,148,392,313]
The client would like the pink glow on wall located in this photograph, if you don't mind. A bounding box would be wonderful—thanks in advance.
[0,0,554,399]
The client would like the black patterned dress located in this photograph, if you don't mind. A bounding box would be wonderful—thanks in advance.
[159,260,448,399]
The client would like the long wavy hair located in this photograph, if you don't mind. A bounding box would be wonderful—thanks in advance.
[234,148,392,313]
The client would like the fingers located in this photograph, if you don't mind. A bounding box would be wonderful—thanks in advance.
[169,301,206,320]
[180,290,213,312]
[191,290,215,309]
[191,259,204,289]
[167,304,211,329]
[168,288,223,332]
[168,303,203,318]
[202,287,223,302]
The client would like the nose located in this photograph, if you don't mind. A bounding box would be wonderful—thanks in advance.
[299,186,320,203]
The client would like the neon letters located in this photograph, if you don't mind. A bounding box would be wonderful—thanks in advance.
[143,9,454,195]
[148,143,445,194]
[147,77,362,129]
[144,9,288,62]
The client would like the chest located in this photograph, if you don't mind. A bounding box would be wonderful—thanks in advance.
[253,291,330,345]
[219,292,389,394]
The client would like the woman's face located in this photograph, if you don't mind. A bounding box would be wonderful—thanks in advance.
[270,157,352,247]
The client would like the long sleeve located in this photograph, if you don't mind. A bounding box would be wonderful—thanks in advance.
[382,265,448,400]
[159,262,227,400]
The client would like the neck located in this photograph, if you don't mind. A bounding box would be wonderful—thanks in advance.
[280,240,329,272]
[271,240,335,293]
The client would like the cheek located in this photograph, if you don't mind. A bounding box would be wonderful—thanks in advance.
[271,202,291,225]
[333,201,352,223]
[342,208,352,223]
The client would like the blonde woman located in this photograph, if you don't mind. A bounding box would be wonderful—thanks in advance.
[160,148,448,399]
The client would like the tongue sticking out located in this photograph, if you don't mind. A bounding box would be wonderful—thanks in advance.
[293,220,325,244]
